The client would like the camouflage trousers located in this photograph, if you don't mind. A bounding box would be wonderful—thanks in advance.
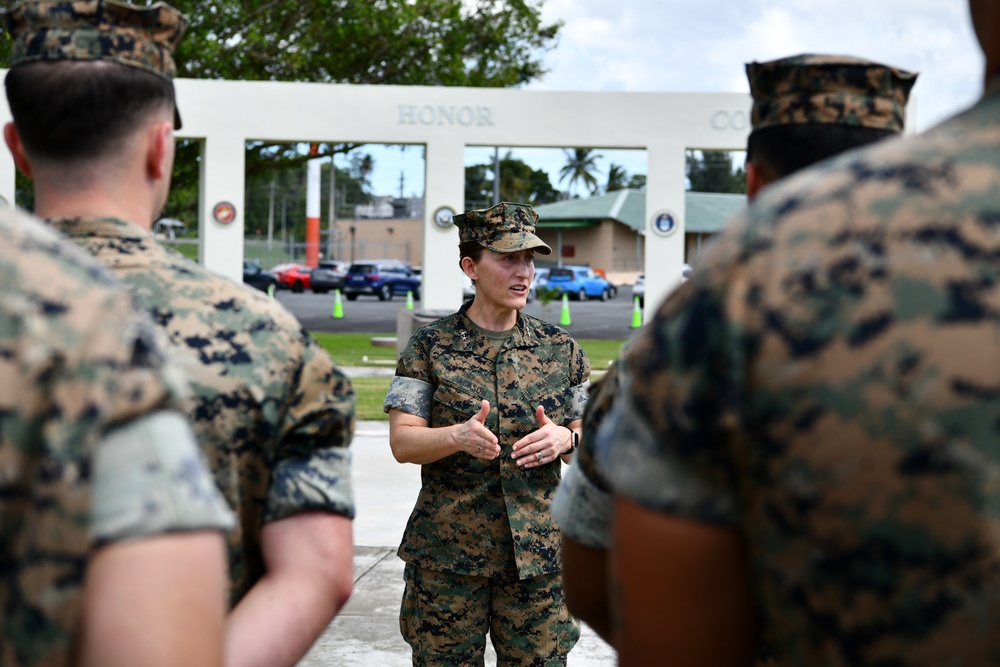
[400,563,580,667]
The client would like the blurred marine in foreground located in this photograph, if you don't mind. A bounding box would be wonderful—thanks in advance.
[2,2,357,666]
[599,2,1000,665]
[553,53,915,648]
[0,206,233,667]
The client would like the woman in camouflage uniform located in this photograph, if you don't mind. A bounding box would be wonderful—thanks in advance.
[384,202,590,666]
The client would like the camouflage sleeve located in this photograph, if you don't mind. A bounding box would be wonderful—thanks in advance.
[394,327,434,383]
[267,334,356,523]
[577,366,620,492]
[266,446,355,521]
[91,410,235,543]
[599,231,749,527]
[383,376,434,420]
[565,338,591,422]
[552,462,613,549]
[383,329,435,418]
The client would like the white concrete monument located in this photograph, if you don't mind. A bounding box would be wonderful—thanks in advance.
[0,74,751,312]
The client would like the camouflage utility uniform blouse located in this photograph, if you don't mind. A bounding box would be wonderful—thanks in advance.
[600,79,1000,664]
[1,211,232,667]
[385,303,589,579]
[49,216,356,606]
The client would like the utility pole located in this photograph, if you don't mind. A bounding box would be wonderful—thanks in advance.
[267,176,275,250]
[327,155,336,260]
[493,147,501,205]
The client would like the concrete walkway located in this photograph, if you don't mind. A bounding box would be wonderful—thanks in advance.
[297,420,617,666]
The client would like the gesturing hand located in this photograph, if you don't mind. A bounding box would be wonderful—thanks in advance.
[455,399,500,459]
[511,405,570,468]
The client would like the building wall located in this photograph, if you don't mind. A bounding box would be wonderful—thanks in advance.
[684,232,716,264]
[611,223,644,273]
[331,217,424,266]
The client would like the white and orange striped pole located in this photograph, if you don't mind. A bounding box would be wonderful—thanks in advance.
[305,143,322,267]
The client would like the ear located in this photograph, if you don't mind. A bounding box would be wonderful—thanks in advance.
[745,161,768,202]
[145,120,174,181]
[4,123,34,178]
[460,255,478,281]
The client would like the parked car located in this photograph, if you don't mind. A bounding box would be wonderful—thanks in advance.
[542,266,615,301]
[267,262,297,289]
[275,264,313,293]
[342,260,422,301]
[311,260,350,294]
[462,274,476,301]
[243,260,278,292]
[631,274,645,307]
[632,264,691,308]
[593,268,618,298]
[527,268,550,303]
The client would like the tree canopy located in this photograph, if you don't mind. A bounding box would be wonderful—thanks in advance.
[686,150,746,194]
[605,163,628,193]
[465,152,560,209]
[559,148,603,197]
[169,0,559,87]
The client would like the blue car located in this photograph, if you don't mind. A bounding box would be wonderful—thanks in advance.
[343,260,422,301]
[542,266,615,301]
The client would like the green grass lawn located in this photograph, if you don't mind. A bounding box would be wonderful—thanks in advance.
[312,332,628,421]
[311,332,399,367]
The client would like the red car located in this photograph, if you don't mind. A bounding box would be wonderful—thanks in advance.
[275,264,312,293]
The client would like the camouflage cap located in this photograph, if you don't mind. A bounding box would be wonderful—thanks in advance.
[2,1,187,80]
[746,54,917,133]
[453,202,552,255]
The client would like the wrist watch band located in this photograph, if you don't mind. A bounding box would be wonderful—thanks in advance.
[569,430,579,453]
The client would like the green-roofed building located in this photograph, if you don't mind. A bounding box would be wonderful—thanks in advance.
[531,189,745,278]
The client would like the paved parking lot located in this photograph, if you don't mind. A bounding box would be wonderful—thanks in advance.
[276,289,643,340]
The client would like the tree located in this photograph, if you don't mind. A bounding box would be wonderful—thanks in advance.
[243,149,374,243]
[168,0,560,88]
[605,163,628,193]
[559,148,603,197]
[349,153,376,190]
[686,150,746,194]
[626,174,647,191]
[465,153,560,208]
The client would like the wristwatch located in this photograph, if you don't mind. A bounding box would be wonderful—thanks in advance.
[569,430,579,453]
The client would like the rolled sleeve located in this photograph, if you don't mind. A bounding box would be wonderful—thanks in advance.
[598,376,740,527]
[264,446,355,522]
[91,410,235,544]
[565,379,590,422]
[552,463,613,549]
[384,375,434,420]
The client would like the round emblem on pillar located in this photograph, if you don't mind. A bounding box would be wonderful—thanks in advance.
[650,210,679,237]
[213,201,237,225]
[433,206,456,229]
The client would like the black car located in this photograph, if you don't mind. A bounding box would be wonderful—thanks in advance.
[342,260,421,301]
[311,260,350,294]
[243,260,278,292]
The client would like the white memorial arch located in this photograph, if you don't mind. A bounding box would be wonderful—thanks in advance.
[0,76,752,311]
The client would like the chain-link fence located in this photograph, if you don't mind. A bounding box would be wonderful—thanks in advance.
[244,238,414,268]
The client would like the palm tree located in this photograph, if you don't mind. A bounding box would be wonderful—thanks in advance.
[605,163,627,193]
[350,152,375,189]
[559,148,603,197]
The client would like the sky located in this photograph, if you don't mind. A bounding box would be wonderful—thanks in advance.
[361,0,985,198]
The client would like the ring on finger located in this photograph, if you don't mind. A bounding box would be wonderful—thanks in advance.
[536,452,543,461]
[478,445,483,452]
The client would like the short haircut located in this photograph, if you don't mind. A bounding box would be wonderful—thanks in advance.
[5,61,176,163]
[459,241,486,266]
[747,124,896,180]
[459,241,487,285]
